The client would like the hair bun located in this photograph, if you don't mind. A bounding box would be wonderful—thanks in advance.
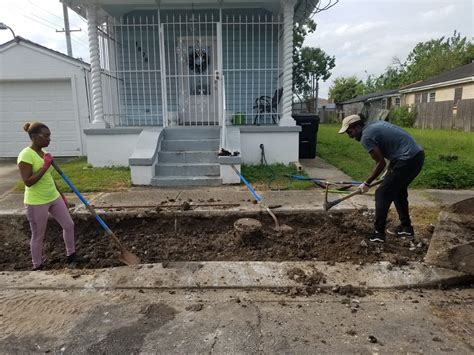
[23,122,31,132]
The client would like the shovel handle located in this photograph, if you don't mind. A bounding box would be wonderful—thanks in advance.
[52,161,113,235]
[326,179,383,210]
[230,165,263,202]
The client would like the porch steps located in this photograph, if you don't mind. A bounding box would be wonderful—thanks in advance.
[151,127,222,187]
[158,151,219,163]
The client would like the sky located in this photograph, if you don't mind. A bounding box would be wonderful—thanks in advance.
[0,0,472,98]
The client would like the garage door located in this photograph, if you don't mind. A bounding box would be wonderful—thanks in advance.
[0,80,82,157]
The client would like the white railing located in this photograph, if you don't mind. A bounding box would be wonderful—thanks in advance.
[222,13,283,126]
[96,10,283,127]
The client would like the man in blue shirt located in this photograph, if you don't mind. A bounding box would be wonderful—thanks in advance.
[338,114,424,242]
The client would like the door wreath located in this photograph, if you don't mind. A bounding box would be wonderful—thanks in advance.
[189,47,208,73]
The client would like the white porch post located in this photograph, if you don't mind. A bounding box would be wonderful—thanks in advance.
[86,5,106,127]
[279,0,297,126]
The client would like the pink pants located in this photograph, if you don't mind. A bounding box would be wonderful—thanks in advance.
[26,197,75,268]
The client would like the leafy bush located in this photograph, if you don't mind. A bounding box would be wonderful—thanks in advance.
[388,106,416,127]
[413,159,474,189]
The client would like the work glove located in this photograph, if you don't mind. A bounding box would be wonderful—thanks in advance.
[43,153,54,170]
[357,182,370,194]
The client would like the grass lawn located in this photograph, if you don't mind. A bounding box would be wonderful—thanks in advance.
[317,123,474,189]
[241,163,314,190]
[15,157,131,193]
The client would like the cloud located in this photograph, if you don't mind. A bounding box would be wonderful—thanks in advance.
[0,0,89,61]
[333,21,387,36]
[307,0,472,98]
[420,4,455,21]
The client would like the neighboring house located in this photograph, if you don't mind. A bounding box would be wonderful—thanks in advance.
[0,37,90,157]
[399,61,474,106]
[400,62,474,131]
[338,89,400,121]
[65,0,318,186]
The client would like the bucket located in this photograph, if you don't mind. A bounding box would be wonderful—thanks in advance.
[232,113,245,125]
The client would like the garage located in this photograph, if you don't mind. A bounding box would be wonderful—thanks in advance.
[0,80,81,157]
[0,37,90,158]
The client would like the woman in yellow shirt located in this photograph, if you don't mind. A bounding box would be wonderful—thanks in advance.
[17,122,82,270]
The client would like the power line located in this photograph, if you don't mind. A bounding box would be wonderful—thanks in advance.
[21,13,58,31]
[27,0,64,22]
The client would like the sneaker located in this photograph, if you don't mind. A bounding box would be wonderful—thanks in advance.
[369,231,386,243]
[387,225,414,237]
[32,264,44,271]
[67,253,89,268]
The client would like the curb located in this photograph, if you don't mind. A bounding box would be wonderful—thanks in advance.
[1,261,471,291]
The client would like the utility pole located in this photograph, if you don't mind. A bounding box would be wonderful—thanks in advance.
[62,3,72,56]
[56,3,81,57]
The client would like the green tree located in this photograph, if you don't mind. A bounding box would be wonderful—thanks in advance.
[403,31,474,83]
[293,18,317,94]
[364,31,473,94]
[328,76,364,103]
[294,47,335,110]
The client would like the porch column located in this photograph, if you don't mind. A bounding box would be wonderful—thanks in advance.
[86,4,105,127]
[279,0,297,127]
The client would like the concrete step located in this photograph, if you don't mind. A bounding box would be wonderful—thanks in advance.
[164,127,220,140]
[151,176,222,187]
[156,163,220,177]
[162,139,220,152]
[158,151,218,163]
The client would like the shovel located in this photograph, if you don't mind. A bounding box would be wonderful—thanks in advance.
[52,161,140,266]
[323,180,383,211]
[230,165,290,231]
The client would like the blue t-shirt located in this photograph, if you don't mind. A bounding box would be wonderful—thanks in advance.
[361,121,423,161]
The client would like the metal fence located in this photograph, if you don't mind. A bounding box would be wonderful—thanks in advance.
[222,13,283,126]
[94,10,283,127]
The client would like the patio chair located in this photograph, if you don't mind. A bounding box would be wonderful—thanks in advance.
[253,88,283,125]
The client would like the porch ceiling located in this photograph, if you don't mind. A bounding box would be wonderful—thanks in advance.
[63,0,316,21]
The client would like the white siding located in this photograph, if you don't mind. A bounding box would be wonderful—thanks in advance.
[0,80,81,157]
[0,42,90,157]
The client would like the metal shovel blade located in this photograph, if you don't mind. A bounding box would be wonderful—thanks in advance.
[109,232,140,266]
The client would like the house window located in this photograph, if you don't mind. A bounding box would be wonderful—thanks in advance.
[454,87,463,104]
[421,92,428,103]
[428,92,436,102]
[395,97,401,107]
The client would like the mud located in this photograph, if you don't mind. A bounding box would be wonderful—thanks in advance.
[0,208,440,271]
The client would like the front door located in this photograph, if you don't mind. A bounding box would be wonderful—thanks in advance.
[177,37,218,125]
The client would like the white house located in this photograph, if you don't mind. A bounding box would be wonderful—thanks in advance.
[0,37,91,157]
[64,0,318,186]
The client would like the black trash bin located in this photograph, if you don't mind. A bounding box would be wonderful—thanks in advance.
[293,114,320,159]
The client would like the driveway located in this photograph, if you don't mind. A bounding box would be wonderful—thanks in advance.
[0,160,19,198]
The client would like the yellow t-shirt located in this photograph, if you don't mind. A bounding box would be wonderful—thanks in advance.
[17,147,60,205]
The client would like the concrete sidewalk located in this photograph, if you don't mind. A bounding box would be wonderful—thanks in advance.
[0,157,474,214]
[1,156,473,215]
[1,183,473,216]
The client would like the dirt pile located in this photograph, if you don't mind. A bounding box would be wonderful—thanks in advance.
[0,208,436,271]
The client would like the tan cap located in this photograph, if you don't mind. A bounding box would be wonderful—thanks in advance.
[338,114,361,134]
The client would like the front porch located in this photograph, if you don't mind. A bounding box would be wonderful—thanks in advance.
[69,0,308,185]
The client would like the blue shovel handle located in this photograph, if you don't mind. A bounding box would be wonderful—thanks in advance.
[52,161,113,235]
[230,165,263,203]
